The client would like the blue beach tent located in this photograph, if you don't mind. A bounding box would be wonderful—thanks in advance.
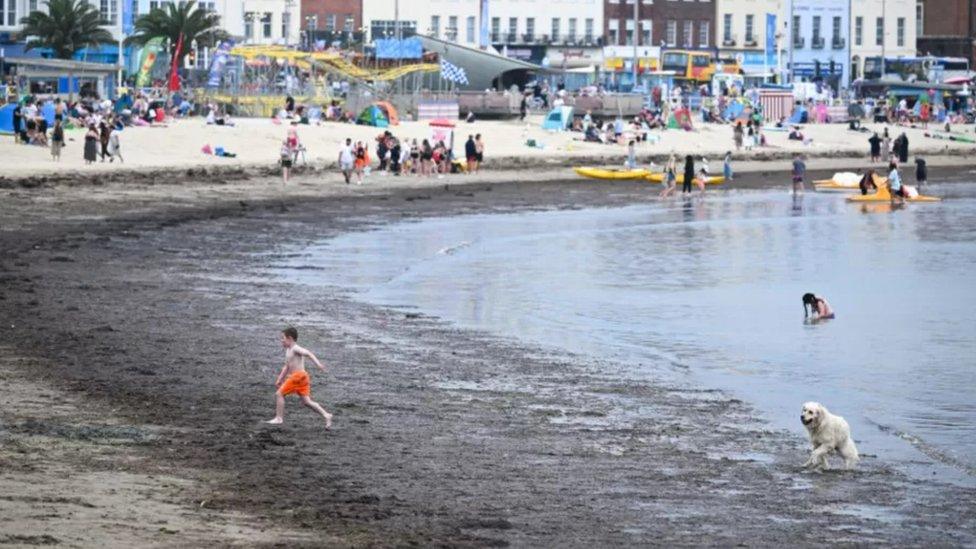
[0,104,14,134]
[542,106,574,131]
[789,105,808,124]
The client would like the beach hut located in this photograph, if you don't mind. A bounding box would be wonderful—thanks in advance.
[429,118,455,150]
[541,106,574,131]
[357,105,389,127]
[372,101,400,126]
[0,103,15,134]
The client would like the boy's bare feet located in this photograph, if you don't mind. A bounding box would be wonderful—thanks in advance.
[265,418,283,424]
[324,413,333,429]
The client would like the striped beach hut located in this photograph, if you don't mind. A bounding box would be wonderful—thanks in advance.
[759,90,794,123]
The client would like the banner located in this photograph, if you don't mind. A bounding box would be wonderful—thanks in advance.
[135,36,164,87]
[168,33,184,92]
[122,0,134,35]
[206,40,234,88]
[765,13,777,62]
[374,37,422,59]
[479,0,490,49]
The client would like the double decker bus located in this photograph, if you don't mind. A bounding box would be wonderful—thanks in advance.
[863,56,972,83]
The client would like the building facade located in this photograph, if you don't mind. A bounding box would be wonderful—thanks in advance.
[849,0,916,80]
[716,0,785,78]
[785,0,851,88]
[916,0,976,65]
[604,0,715,50]
[300,0,362,45]
[361,0,603,66]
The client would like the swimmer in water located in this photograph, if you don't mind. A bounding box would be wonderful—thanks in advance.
[802,293,835,320]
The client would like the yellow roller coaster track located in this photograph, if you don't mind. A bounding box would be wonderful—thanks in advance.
[228,46,436,82]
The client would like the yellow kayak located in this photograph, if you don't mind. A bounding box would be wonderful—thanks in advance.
[645,173,725,185]
[573,167,651,180]
[847,184,941,203]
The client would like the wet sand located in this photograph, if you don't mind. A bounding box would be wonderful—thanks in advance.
[1,169,975,546]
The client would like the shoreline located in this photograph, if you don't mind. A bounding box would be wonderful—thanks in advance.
[1,174,975,545]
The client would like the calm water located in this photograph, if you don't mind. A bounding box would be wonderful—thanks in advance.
[277,186,976,482]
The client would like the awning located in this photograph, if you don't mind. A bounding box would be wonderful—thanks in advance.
[417,35,549,90]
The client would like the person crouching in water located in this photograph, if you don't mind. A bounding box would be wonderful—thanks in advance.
[803,293,835,320]
[859,169,878,195]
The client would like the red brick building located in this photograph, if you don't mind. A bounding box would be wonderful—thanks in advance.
[916,0,976,64]
[301,0,363,39]
[603,0,715,50]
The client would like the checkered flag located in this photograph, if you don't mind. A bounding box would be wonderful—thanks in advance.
[439,59,469,85]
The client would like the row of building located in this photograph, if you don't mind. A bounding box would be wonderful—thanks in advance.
[0,0,974,88]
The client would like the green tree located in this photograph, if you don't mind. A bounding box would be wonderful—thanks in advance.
[126,1,228,66]
[19,0,114,59]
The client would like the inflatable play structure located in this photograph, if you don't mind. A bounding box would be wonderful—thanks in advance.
[357,105,389,127]
[815,172,887,192]
[847,183,941,203]
[542,106,574,131]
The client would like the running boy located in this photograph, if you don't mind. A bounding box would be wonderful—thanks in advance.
[266,327,333,428]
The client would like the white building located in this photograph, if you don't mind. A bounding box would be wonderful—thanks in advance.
[362,0,603,60]
[1,0,124,40]
[716,0,787,79]
[849,0,916,79]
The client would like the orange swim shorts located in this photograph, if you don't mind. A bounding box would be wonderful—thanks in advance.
[278,371,310,397]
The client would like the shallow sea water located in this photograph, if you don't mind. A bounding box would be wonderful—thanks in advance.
[276,185,976,483]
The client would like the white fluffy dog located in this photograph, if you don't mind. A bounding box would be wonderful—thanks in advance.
[800,402,860,470]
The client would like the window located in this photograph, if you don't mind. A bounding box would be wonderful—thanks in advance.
[244,12,254,39]
[832,16,841,41]
[876,17,883,46]
[526,17,534,41]
[723,13,732,42]
[855,16,862,46]
[625,19,634,45]
[568,18,577,42]
[430,15,440,37]
[698,20,708,47]
[262,13,272,38]
[466,16,475,43]
[792,14,801,47]
[811,15,821,48]
[508,17,517,41]
[683,20,693,47]
[2,0,14,26]
[307,15,317,30]
[584,18,594,42]
[448,15,458,40]
[491,17,500,41]
[344,15,353,32]
[282,12,290,40]
[745,14,754,43]
[100,0,118,25]
[29,0,38,12]
[150,1,158,10]
[897,17,905,47]
[640,20,651,45]
[608,19,619,45]
[551,18,560,42]
[666,20,676,47]
[326,14,336,32]
[916,2,924,36]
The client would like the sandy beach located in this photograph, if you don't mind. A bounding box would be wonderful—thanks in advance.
[2,162,975,546]
[2,114,975,180]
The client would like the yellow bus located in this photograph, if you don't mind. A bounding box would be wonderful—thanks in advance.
[661,50,741,83]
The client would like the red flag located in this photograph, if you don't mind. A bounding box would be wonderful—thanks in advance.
[168,33,184,92]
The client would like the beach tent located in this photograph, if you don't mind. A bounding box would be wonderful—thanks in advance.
[373,101,400,126]
[722,100,745,121]
[541,106,574,131]
[357,105,389,127]
[789,105,808,124]
[0,104,14,134]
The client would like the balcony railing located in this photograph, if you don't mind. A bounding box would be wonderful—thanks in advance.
[722,34,737,47]
[744,37,757,47]
[832,36,846,49]
[793,36,805,48]
[812,36,825,49]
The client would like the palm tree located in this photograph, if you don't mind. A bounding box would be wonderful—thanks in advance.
[126,1,227,67]
[19,0,114,59]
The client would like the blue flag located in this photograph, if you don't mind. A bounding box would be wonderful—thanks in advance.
[207,40,234,88]
[765,14,777,65]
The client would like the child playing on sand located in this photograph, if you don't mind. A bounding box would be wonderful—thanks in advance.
[266,327,333,428]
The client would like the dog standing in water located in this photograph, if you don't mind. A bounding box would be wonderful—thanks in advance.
[266,327,333,428]
[800,402,859,470]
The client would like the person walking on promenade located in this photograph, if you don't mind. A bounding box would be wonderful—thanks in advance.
[266,327,333,428]
[50,119,64,161]
[83,125,99,164]
[791,153,806,195]
[869,132,881,163]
